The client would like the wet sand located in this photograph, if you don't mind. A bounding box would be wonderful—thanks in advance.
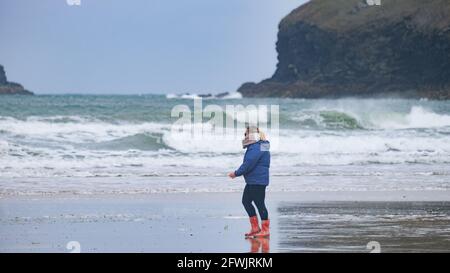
[278,201,450,253]
[1,191,449,253]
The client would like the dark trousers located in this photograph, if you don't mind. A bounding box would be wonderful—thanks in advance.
[242,184,268,220]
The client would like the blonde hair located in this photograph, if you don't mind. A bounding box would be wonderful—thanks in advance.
[258,130,267,141]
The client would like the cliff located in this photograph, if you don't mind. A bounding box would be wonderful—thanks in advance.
[0,65,33,95]
[238,0,450,99]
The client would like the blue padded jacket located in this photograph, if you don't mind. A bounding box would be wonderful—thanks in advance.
[234,140,270,185]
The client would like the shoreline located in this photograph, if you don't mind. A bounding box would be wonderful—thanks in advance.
[2,189,450,202]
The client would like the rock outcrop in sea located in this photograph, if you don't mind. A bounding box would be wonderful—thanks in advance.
[0,65,33,95]
[238,0,450,99]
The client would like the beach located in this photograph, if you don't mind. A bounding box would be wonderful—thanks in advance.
[1,185,449,253]
[1,96,450,252]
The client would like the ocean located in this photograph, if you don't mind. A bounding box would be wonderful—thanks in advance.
[1,94,450,195]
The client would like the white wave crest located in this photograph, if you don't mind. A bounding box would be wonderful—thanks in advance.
[376,106,450,129]
[166,92,242,100]
[289,106,450,130]
[0,116,170,143]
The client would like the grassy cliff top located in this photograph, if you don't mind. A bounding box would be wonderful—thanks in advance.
[280,0,450,32]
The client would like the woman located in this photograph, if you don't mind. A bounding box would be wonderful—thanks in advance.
[228,126,271,237]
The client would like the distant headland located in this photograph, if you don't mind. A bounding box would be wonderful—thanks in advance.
[238,0,450,100]
[0,64,33,95]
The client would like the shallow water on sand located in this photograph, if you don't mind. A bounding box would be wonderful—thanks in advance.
[277,202,450,253]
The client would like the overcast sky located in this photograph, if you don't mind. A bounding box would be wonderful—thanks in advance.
[0,0,307,94]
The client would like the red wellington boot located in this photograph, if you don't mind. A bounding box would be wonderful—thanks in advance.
[253,219,270,238]
[245,216,260,237]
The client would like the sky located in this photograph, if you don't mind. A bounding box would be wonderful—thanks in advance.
[0,0,307,94]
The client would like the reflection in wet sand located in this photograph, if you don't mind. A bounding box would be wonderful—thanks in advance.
[247,237,270,253]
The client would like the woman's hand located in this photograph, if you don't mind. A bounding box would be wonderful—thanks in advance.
[228,172,236,179]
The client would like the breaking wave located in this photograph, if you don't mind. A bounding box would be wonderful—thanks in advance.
[1,96,450,179]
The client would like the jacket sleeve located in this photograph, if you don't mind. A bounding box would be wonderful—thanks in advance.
[234,144,262,177]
